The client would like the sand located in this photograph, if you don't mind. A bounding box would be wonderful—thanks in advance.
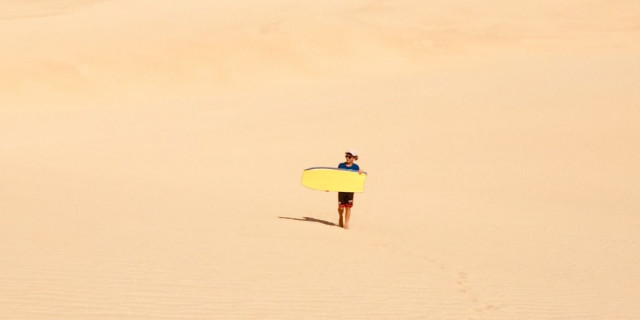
[2,0,639,319]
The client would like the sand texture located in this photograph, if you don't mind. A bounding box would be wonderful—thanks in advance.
[2,0,640,319]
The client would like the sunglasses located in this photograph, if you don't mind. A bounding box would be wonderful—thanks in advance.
[345,154,355,159]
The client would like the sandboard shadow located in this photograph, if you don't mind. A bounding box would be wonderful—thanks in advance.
[278,216,337,227]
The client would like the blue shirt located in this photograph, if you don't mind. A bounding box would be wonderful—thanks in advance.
[338,162,360,171]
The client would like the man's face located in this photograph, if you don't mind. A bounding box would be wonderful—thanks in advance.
[345,153,355,164]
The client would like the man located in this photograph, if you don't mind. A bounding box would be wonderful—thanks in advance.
[337,149,363,229]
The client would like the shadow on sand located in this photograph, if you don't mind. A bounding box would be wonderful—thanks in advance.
[278,216,337,227]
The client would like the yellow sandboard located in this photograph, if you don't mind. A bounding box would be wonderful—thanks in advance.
[301,167,367,193]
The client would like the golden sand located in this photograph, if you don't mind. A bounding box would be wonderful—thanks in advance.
[2,1,639,319]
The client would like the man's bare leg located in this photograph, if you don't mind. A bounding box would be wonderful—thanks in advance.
[344,207,351,229]
[338,208,344,228]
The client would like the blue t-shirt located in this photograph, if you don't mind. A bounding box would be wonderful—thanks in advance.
[338,162,360,171]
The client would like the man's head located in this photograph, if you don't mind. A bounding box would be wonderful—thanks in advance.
[345,149,358,161]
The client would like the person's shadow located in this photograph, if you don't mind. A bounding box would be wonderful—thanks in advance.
[278,216,337,227]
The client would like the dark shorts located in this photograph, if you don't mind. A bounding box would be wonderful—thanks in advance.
[338,192,354,208]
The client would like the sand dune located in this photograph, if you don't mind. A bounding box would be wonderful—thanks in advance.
[2,0,640,319]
